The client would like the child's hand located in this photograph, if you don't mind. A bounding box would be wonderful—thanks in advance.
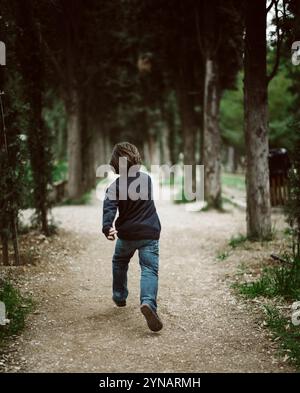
[107,227,118,241]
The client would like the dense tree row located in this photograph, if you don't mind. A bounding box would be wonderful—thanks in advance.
[1,0,300,264]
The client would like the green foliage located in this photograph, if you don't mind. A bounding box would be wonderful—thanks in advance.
[62,191,92,206]
[229,233,248,248]
[16,1,54,235]
[222,172,245,191]
[285,126,300,258]
[234,273,275,298]
[0,280,34,343]
[220,72,244,152]
[264,306,300,369]
[0,73,29,255]
[52,160,68,183]
[44,95,67,162]
[268,66,294,148]
[220,61,296,154]
[0,0,55,260]
[235,253,300,300]
[217,250,230,261]
[1,0,299,243]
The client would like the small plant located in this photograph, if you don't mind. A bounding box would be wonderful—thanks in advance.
[236,262,250,276]
[234,253,300,300]
[217,250,230,261]
[0,280,34,343]
[229,233,247,248]
[233,273,275,298]
[283,227,293,237]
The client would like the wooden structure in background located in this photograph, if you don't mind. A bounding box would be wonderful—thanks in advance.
[269,148,290,207]
[50,180,68,204]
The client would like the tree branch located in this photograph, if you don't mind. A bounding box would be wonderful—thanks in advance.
[267,0,284,84]
[270,253,292,265]
[266,0,276,14]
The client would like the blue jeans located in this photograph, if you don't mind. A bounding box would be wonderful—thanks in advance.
[112,239,159,311]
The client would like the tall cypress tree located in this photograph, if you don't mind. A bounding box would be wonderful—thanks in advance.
[17,0,53,235]
[0,1,28,264]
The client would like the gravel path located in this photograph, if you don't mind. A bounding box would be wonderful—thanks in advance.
[3,195,294,372]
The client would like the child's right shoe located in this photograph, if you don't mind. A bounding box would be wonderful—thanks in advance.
[140,303,163,332]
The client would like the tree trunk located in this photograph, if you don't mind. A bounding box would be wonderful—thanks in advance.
[146,132,160,166]
[0,67,9,267]
[83,139,95,192]
[62,0,83,199]
[67,88,82,199]
[227,146,235,173]
[81,98,95,192]
[177,77,197,167]
[10,212,20,265]
[143,140,150,168]
[57,107,67,162]
[104,132,112,165]
[160,123,171,165]
[94,127,105,169]
[244,0,271,240]
[180,96,196,167]
[1,233,9,266]
[159,103,171,166]
[201,0,222,209]
[203,57,222,209]
[179,94,197,198]
[165,95,178,165]
[41,206,49,236]
[17,2,51,234]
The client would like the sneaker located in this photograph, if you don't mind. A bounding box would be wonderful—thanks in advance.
[140,303,163,332]
[113,298,126,307]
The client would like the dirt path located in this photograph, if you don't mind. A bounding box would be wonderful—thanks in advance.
[2,195,294,372]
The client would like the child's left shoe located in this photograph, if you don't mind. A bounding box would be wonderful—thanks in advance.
[113,298,126,307]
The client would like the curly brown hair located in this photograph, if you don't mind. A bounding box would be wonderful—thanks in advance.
[110,142,142,173]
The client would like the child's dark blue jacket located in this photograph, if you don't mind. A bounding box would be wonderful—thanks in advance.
[102,171,161,240]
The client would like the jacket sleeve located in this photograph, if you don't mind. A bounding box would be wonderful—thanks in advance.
[102,181,118,237]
